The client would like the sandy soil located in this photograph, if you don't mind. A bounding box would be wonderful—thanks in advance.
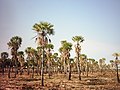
[0,71,120,90]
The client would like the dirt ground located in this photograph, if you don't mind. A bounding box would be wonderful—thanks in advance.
[0,71,120,90]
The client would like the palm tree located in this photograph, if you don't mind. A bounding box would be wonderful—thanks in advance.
[36,46,42,75]
[59,47,65,73]
[45,43,54,78]
[110,60,114,70]
[7,58,12,78]
[80,54,87,75]
[25,47,36,78]
[7,36,22,78]
[59,40,72,80]
[112,53,120,83]
[80,54,88,76]
[25,47,32,75]
[93,61,99,72]
[52,53,59,73]
[30,48,37,78]
[17,51,25,75]
[70,58,76,72]
[89,58,96,73]
[99,58,106,73]
[64,42,72,80]
[1,52,9,75]
[33,21,54,86]
[72,36,84,80]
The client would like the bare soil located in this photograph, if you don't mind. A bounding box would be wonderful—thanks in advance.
[0,71,120,90]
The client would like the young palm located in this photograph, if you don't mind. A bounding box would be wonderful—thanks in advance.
[33,21,54,86]
[112,53,120,83]
[7,36,22,78]
[72,36,84,80]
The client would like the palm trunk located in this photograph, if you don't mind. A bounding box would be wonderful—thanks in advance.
[8,65,11,78]
[1,62,4,76]
[20,67,23,75]
[48,60,51,79]
[14,52,18,78]
[77,53,81,80]
[36,57,40,76]
[68,59,71,80]
[32,66,34,78]
[116,63,120,83]
[86,61,88,77]
[14,66,17,78]
[14,57,18,78]
[37,63,39,75]
[27,66,30,75]
[64,59,67,74]
[41,46,44,86]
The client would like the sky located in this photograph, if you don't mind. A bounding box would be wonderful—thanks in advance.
[0,0,120,63]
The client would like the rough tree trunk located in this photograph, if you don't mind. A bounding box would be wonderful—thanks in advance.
[77,53,81,80]
[41,46,44,86]
[116,63,120,83]
[68,59,71,80]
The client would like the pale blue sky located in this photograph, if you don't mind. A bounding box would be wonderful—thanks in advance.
[0,0,120,63]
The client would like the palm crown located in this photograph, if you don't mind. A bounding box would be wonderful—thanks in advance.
[1,52,9,59]
[7,36,22,49]
[33,22,54,35]
[72,36,84,44]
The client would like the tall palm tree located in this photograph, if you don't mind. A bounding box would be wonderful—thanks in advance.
[1,52,9,75]
[7,36,22,78]
[45,43,54,78]
[72,36,84,80]
[112,53,120,83]
[33,21,54,86]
